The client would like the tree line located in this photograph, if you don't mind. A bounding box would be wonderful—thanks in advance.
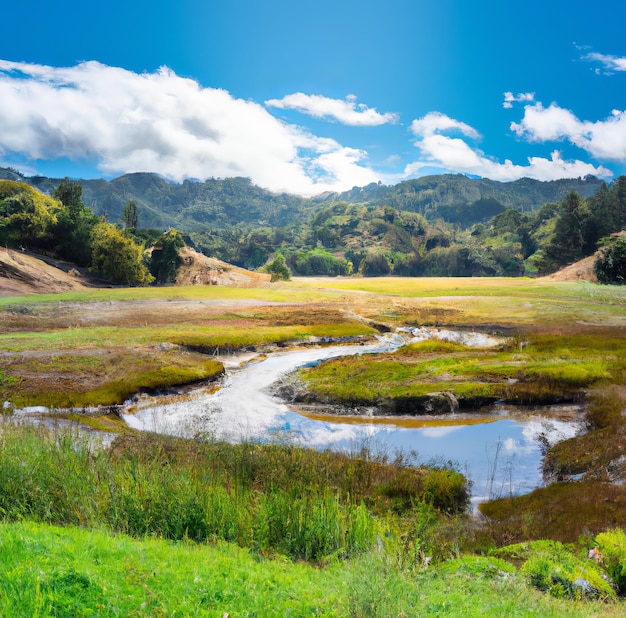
[0,179,184,286]
[2,175,626,285]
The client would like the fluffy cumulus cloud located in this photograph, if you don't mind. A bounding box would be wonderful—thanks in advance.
[511,102,626,161]
[405,111,612,182]
[265,93,399,126]
[0,60,381,195]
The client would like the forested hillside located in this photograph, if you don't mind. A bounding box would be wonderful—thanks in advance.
[2,167,625,281]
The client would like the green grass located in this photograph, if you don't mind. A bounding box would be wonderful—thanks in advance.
[0,349,225,408]
[298,332,626,409]
[0,283,336,306]
[0,412,625,613]
[0,322,375,354]
[0,424,468,562]
[0,521,622,617]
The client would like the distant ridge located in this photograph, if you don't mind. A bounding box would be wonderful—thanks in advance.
[0,167,604,232]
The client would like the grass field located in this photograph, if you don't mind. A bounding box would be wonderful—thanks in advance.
[2,276,626,612]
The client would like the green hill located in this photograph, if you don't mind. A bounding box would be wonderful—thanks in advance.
[1,167,604,233]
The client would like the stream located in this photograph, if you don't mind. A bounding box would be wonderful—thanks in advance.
[123,333,583,505]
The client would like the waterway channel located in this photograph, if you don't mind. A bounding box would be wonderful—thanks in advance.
[123,333,583,506]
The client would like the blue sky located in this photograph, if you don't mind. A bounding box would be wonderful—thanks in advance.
[0,0,625,195]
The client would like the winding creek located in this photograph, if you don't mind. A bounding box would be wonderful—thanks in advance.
[122,333,583,506]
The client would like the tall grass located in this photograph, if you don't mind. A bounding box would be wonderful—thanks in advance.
[0,423,468,563]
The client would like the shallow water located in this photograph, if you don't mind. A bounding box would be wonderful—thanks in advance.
[123,335,583,504]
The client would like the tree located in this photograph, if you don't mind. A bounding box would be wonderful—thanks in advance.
[51,178,99,266]
[266,252,290,282]
[594,238,626,285]
[361,252,391,276]
[122,200,139,230]
[51,178,86,222]
[538,191,590,274]
[0,181,60,249]
[149,229,185,284]
[90,222,152,286]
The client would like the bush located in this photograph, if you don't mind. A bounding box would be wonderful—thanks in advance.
[290,248,350,276]
[595,238,626,284]
[595,528,626,593]
[266,252,290,281]
[90,222,153,285]
[517,541,615,600]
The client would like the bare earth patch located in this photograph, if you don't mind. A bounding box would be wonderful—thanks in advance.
[541,255,597,282]
[0,248,89,296]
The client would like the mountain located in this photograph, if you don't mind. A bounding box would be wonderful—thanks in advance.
[0,170,313,232]
[316,175,605,225]
[0,168,604,232]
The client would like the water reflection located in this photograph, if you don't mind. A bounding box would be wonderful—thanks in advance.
[267,407,580,505]
[123,339,583,505]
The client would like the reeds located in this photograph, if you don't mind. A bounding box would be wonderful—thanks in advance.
[0,423,468,563]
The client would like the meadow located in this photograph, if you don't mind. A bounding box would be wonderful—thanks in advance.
[2,276,626,613]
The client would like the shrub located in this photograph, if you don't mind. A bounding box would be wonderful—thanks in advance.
[266,252,291,281]
[517,541,615,600]
[595,528,626,593]
[595,238,626,285]
[90,222,153,285]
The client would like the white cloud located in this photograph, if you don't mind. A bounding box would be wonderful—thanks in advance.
[503,92,535,109]
[410,112,480,139]
[406,111,612,182]
[265,92,399,126]
[0,60,381,195]
[512,102,626,161]
[582,51,626,74]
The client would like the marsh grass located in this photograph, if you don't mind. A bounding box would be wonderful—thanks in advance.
[0,299,376,407]
[299,332,626,410]
[0,424,468,563]
[0,348,225,407]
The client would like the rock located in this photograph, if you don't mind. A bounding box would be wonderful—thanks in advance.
[387,392,459,415]
[424,391,460,414]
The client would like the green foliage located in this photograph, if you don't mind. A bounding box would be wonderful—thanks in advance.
[596,528,626,593]
[90,222,153,285]
[121,199,138,229]
[595,237,626,284]
[2,522,619,618]
[0,425,468,564]
[361,250,392,275]
[516,540,615,600]
[149,228,185,284]
[3,168,619,279]
[290,248,350,276]
[0,180,60,249]
[538,192,591,274]
[50,178,100,266]
[266,251,291,281]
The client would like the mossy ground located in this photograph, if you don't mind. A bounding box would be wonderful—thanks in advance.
[298,331,626,410]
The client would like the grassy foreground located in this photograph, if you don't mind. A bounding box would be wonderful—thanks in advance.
[2,521,622,617]
[0,424,625,616]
